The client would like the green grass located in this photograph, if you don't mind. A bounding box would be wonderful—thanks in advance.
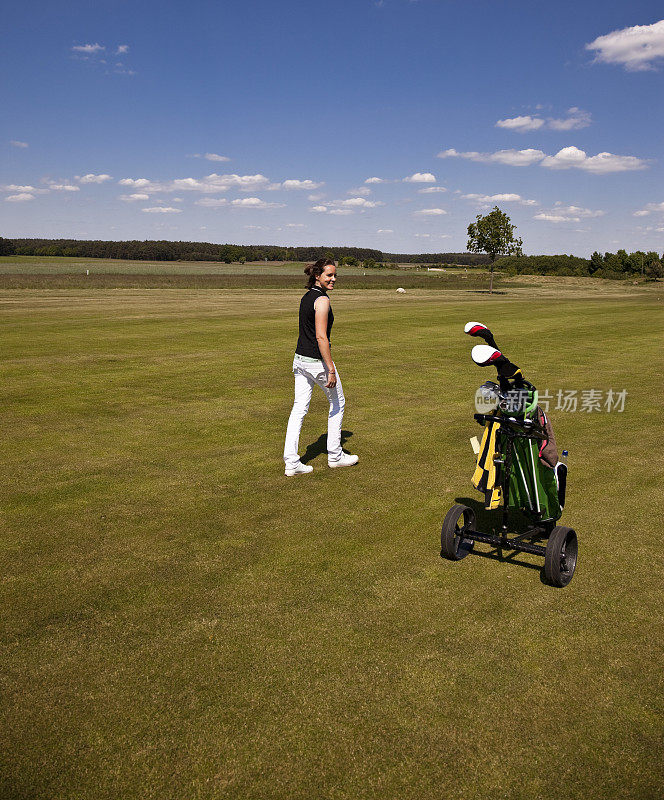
[1,285,663,799]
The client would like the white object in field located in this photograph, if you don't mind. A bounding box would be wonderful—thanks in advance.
[396,287,406,293]
[470,435,480,455]
[471,344,500,366]
[86,269,89,275]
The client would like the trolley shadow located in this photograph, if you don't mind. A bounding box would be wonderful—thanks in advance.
[455,496,545,577]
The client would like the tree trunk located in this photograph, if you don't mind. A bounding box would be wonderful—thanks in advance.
[489,261,494,294]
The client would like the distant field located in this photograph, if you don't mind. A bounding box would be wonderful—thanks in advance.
[0,256,479,277]
[0,255,499,290]
[1,283,662,799]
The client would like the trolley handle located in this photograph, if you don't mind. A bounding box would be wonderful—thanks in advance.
[473,412,535,427]
[473,412,546,439]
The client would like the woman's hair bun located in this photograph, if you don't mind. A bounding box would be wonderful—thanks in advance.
[303,264,313,276]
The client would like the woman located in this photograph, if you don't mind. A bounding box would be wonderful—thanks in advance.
[283,259,359,476]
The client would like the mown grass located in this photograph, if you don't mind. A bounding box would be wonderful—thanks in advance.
[0,286,663,800]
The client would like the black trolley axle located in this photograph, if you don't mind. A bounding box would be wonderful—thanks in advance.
[462,528,547,558]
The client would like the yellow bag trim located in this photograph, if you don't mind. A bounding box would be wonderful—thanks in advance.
[472,419,501,492]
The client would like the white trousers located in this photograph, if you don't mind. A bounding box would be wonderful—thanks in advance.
[283,357,345,468]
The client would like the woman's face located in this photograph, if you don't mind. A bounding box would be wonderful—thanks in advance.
[317,264,337,291]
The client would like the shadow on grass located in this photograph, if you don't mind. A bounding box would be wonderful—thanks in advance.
[301,430,354,465]
[453,496,545,578]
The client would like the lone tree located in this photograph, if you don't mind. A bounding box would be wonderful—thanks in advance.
[467,206,523,294]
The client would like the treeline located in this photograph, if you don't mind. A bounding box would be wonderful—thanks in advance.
[2,238,661,279]
[0,238,490,266]
[496,250,663,280]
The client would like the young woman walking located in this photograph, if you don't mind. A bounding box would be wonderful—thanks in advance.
[283,259,359,476]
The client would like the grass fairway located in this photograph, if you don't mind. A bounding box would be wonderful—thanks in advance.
[1,285,663,799]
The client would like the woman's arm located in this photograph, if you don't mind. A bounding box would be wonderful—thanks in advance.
[314,297,336,388]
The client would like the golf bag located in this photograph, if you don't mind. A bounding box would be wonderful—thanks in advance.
[466,323,567,523]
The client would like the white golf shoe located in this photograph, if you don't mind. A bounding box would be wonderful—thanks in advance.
[328,453,359,469]
[285,462,313,477]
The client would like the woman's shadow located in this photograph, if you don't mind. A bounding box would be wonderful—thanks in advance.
[301,430,353,464]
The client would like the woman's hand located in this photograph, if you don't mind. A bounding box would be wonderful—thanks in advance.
[325,369,337,389]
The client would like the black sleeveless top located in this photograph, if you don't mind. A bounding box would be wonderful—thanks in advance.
[295,286,334,359]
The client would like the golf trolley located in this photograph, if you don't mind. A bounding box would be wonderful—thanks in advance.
[440,322,578,587]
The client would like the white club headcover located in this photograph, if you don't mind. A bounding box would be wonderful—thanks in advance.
[464,321,487,335]
[471,344,502,366]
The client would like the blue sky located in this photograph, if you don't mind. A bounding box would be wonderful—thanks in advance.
[2,0,664,255]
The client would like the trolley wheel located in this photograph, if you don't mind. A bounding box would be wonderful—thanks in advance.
[441,504,475,561]
[544,526,578,587]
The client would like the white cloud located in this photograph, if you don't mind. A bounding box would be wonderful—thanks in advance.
[116,45,129,55]
[173,173,269,193]
[478,149,545,166]
[281,179,324,190]
[548,107,592,131]
[404,172,436,183]
[496,115,545,132]
[142,207,182,214]
[419,186,447,194]
[347,187,371,196]
[540,146,647,173]
[552,202,604,218]
[534,213,571,223]
[414,208,447,216]
[365,177,384,184]
[308,193,325,201]
[47,183,80,192]
[231,197,284,208]
[496,108,591,132]
[439,147,546,166]
[77,173,113,183]
[118,178,153,189]
[340,197,384,208]
[120,193,150,202]
[440,145,647,173]
[462,192,537,206]
[118,173,270,194]
[633,201,664,217]
[5,193,35,202]
[535,203,605,223]
[10,140,28,148]
[414,233,432,238]
[203,153,231,162]
[586,19,664,71]
[286,223,305,228]
[195,198,228,207]
[72,43,105,54]
[377,229,394,233]
[3,184,36,192]
[539,146,587,169]
[309,196,384,214]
